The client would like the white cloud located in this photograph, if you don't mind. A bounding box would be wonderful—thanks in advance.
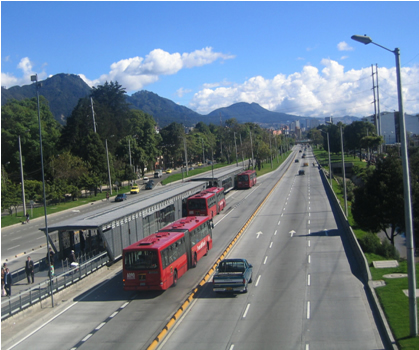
[189,60,419,118]
[176,87,192,98]
[337,41,353,51]
[82,47,234,92]
[1,57,47,88]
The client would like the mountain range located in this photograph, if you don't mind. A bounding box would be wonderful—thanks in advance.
[1,73,359,128]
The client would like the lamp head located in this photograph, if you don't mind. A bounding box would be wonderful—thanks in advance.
[351,35,373,45]
[30,74,37,82]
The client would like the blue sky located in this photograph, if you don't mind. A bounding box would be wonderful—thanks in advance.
[2,1,419,117]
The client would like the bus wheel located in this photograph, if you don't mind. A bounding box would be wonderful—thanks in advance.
[172,270,178,287]
[192,253,197,268]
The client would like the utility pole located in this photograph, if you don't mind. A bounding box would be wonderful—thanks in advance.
[183,136,188,176]
[371,65,378,137]
[90,97,96,133]
[375,64,382,151]
[239,134,245,168]
[18,135,27,217]
[234,132,238,166]
[106,139,112,195]
[250,131,254,170]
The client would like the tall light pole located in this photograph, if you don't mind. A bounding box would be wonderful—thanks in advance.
[31,74,54,307]
[339,124,348,216]
[105,139,112,195]
[321,130,332,185]
[352,34,417,336]
[234,132,238,167]
[18,135,27,217]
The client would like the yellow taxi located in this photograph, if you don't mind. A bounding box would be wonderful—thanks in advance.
[197,162,203,167]
[130,185,140,194]
[165,169,172,174]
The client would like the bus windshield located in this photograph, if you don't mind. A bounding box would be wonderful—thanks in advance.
[188,199,207,210]
[124,250,159,270]
[237,175,249,182]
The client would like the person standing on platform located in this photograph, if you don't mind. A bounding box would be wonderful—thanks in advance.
[25,256,34,284]
[4,268,12,297]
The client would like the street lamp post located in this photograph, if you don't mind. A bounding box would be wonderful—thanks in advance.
[339,124,348,217]
[352,34,417,337]
[31,74,54,307]
[18,135,27,218]
[321,130,332,185]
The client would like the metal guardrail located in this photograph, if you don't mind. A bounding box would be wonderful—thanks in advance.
[1,252,109,321]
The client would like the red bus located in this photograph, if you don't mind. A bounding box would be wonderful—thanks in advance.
[123,216,213,291]
[186,187,226,217]
[237,170,257,189]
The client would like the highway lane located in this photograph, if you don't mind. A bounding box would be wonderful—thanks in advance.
[158,148,384,350]
[2,151,297,350]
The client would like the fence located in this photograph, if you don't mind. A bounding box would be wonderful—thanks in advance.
[1,252,109,321]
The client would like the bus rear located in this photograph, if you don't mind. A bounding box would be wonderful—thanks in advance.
[187,191,217,217]
[123,231,187,291]
[237,170,257,189]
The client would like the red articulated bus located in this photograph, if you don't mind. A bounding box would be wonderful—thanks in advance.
[186,187,226,217]
[237,170,257,189]
[123,216,213,291]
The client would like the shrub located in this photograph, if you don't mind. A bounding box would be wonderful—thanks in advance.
[377,239,400,260]
[358,232,381,254]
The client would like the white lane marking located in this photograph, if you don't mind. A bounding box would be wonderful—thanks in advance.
[95,322,106,330]
[263,256,268,264]
[307,274,311,286]
[306,343,310,350]
[36,236,45,240]
[11,236,22,241]
[307,301,311,319]
[229,345,235,350]
[308,229,310,235]
[5,279,108,350]
[308,220,310,225]
[82,334,93,342]
[120,302,129,308]
[255,275,261,286]
[308,240,311,247]
[281,213,284,217]
[309,213,310,217]
[243,303,251,318]
[269,242,273,248]
[256,231,263,239]
[7,245,20,250]
[274,230,277,236]
[308,255,311,264]
[109,311,118,318]
[277,220,280,225]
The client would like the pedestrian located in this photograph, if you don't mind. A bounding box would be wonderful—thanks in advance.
[46,247,55,267]
[4,268,12,297]
[25,256,34,284]
[68,250,78,268]
[1,263,6,296]
[26,212,30,223]
[106,192,110,201]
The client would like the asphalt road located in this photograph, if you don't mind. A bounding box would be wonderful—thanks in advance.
[158,148,384,350]
[1,149,385,350]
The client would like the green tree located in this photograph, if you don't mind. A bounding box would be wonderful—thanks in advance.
[1,97,62,182]
[344,121,376,159]
[352,154,405,245]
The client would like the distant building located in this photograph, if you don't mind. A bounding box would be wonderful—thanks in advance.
[363,112,419,145]
[325,116,333,124]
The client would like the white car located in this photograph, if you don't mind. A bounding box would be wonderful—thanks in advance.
[143,176,149,184]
